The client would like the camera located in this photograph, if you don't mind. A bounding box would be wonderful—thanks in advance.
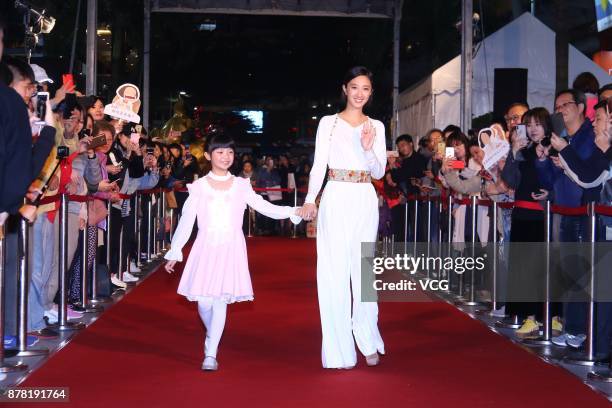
[57,145,70,159]
[540,137,551,148]
[146,146,154,155]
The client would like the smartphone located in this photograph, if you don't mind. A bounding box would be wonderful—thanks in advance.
[130,132,140,145]
[185,151,193,161]
[35,92,49,124]
[445,147,455,159]
[515,124,528,144]
[88,135,107,149]
[437,141,446,157]
[450,160,465,169]
[62,74,74,89]
[551,112,567,138]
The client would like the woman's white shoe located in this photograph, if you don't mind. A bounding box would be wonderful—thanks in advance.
[202,356,218,371]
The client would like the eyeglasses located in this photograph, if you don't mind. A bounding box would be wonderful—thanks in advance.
[554,101,576,111]
[504,115,521,123]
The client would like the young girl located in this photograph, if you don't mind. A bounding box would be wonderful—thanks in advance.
[164,134,301,371]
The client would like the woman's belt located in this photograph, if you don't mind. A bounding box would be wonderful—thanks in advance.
[328,168,371,183]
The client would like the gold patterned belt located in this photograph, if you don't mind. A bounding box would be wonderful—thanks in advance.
[328,168,371,183]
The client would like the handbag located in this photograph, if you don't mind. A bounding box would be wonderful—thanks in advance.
[87,199,108,226]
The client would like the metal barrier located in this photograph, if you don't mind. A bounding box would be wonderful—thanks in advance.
[397,190,612,370]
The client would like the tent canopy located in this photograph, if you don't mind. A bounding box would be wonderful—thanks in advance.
[152,0,395,18]
[398,12,611,139]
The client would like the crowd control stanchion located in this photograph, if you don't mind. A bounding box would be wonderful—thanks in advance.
[437,199,443,281]
[292,188,298,239]
[247,207,254,238]
[445,194,454,294]
[491,198,520,329]
[489,202,500,315]
[524,200,556,346]
[458,196,481,307]
[105,200,112,275]
[588,203,612,382]
[146,198,153,263]
[161,190,167,251]
[73,201,102,313]
[403,201,408,255]
[412,197,419,261]
[16,211,49,357]
[0,222,25,368]
[169,208,175,242]
[49,194,84,332]
[425,195,432,281]
[156,191,163,256]
[565,202,604,366]
[135,193,142,268]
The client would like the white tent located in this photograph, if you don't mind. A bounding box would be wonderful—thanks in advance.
[398,12,611,139]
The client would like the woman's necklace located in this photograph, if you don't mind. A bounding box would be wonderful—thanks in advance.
[207,172,232,181]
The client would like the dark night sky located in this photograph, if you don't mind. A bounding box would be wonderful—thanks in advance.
[1,0,606,140]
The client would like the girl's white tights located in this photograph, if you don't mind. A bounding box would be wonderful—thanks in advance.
[197,298,227,358]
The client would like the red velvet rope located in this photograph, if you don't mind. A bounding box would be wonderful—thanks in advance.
[595,204,612,217]
[551,204,589,216]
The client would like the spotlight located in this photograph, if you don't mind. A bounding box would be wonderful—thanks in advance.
[15,1,56,34]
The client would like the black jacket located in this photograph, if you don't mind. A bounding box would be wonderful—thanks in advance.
[0,84,55,214]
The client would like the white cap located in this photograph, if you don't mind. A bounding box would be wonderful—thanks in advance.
[30,64,54,84]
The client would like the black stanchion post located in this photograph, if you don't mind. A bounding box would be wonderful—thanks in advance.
[425,195,432,281]
[135,193,142,268]
[565,202,604,366]
[446,194,453,294]
[524,200,557,346]
[48,194,84,332]
[16,212,49,356]
[292,188,298,239]
[458,196,482,307]
[161,191,167,250]
[146,198,153,263]
[0,222,26,368]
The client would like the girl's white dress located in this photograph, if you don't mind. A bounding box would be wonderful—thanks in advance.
[165,175,300,303]
[306,114,387,368]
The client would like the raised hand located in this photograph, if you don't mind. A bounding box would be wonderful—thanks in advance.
[361,120,375,151]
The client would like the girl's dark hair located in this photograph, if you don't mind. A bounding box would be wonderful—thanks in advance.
[522,107,552,138]
[341,66,374,106]
[205,133,235,154]
[446,131,469,148]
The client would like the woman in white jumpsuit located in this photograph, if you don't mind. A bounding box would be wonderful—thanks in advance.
[300,67,386,369]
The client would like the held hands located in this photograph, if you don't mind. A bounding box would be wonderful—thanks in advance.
[165,260,177,274]
[297,203,318,221]
[360,121,375,151]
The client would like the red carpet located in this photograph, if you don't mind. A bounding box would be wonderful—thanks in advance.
[16,237,610,407]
